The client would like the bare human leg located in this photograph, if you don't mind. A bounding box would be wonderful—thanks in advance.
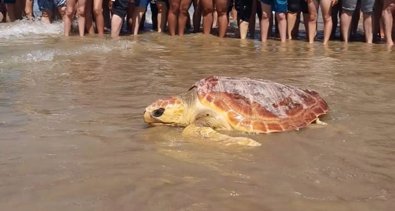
[132,7,146,35]
[363,12,373,43]
[111,14,123,38]
[64,0,77,36]
[168,0,180,35]
[41,10,53,23]
[157,1,168,32]
[382,0,394,45]
[260,2,271,42]
[215,0,228,37]
[341,10,353,43]
[178,0,192,35]
[24,0,33,19]
[287,12,297,39]
[77,0,87,37]
[307,0,319,43]
[93,0,104,36]
[201,0,214,35]
[320,0,333,45]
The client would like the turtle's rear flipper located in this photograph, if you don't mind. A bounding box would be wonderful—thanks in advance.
[308,118,328,129]
[315,118,327,125]
[182,124,261,147]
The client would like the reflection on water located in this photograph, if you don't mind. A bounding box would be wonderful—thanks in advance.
[0,21,394,211]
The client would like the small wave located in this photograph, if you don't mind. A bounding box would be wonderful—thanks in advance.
[59,41,136,56]
[0,49,56,65]
[0,20,63,39]
[1,40,135,65]
[13,50,55,63]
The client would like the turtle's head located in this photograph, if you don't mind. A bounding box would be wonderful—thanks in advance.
[144,96,188,126]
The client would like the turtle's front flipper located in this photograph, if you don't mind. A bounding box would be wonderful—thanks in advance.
[182,124,261,147]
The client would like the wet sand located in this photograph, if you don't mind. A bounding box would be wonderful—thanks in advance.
[0,21,394,211]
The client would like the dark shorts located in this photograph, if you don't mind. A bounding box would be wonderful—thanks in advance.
[151,0,168,3]
[3,0,16,3]
[112,0,129,19]
[260,0,287,13]
[288,0,308,13]
[235,0,253,21]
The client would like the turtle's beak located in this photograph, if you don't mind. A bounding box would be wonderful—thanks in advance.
[144,110,169,126]
[143,111,153,123]
[143,110,161,124]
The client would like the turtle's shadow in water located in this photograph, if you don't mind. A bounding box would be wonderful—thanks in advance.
[138,124,263,150]
[138,112,333,150]
[137,124,258,178]
[139,125,186,147]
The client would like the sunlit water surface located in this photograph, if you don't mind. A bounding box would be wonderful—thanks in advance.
[0,21,394,211]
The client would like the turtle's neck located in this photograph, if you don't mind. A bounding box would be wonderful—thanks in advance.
[178,91,200,126]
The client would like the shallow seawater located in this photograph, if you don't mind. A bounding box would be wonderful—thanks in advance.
[0,20,394,211]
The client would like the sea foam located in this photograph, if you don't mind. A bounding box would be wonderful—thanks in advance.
[0,20,63,39]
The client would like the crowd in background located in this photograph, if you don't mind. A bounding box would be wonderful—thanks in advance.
[0,0,394,45]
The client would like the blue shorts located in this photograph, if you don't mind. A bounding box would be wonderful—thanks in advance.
[135,0,150,8]
[261,0,287,13]
[38,0,66,11]
[342,0,374,13]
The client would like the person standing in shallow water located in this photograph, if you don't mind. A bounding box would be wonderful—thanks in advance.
[155,0,168,33]
[341,0,375,43]
[201,0,229,37]
[235,0,253,39]
[24,0,33,20]
[306,0,336,44]
[168,0,192,36]
[64,0,87,36]
[260,0,287,42]
[287,0,308,40]
[111,0,129,38]
[131,0,150,35]
[85,0,105,37]
[382,0,395,45]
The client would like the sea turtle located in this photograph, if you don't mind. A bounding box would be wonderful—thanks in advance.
[143,76,329,146]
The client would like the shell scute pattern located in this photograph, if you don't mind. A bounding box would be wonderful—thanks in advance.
[194,76,328,133]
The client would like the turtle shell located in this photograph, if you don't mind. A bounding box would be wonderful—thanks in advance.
[193,76,329,133]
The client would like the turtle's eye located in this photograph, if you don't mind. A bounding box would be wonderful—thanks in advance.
[152,108,165,117]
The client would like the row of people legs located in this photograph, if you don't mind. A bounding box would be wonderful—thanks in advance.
[111,0,228,38]
[110,0,394,44]
[235,0,394,45]
[1,0,72,23]
[1,0,394,44]
[0,0,108,37]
